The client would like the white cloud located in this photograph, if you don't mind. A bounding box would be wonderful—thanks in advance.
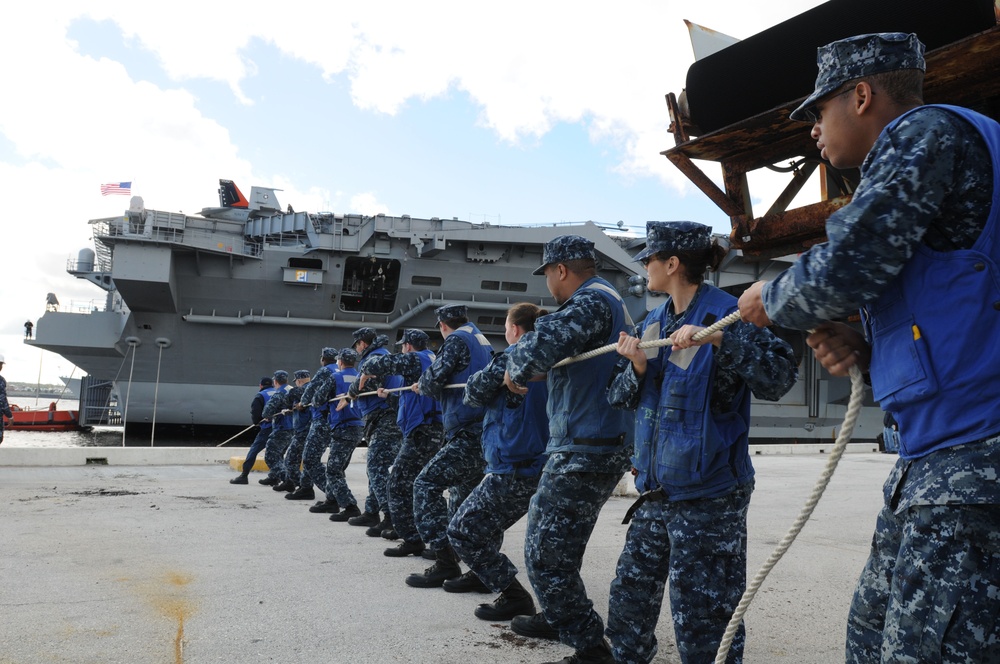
[0,0,828,382]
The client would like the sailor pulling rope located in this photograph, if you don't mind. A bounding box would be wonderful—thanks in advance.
[330,310,864,662]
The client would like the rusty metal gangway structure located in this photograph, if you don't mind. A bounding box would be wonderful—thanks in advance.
[662,0,1000,259]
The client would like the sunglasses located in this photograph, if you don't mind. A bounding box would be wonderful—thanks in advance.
[801,87,855,124]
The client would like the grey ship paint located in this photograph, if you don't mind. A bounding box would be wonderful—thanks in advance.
[29,180,882,441]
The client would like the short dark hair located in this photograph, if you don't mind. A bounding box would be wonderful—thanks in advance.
[439,316,468,330]
[866,68,924,106]
[560,257,597,276]
[841,69,924,107]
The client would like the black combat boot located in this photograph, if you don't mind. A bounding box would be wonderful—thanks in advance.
[258,476,279,486]
[229,473,249,485]
[285,486,316,500]
[442,570,491,594]
[381,526,399,540]
[273,480,296,492]
[347,510,380,527]
[309,498,339,513]
[474,578,535,620]
[367,513,392,537]
[328,504,361,522]
[510,612,559,641]
[405,545,461,588]
[383,540,425,557]
[541,639,614,664]
[421,548,437,561]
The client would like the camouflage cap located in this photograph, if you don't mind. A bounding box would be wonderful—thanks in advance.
[272,370,289,383]
[321,347,339,360]
[352,327,377,346]
[790,32,926,122]
[633,221,712,263]
[338,348,358,365]
[395,329,430,348]
[435,304,467,322]
[259,376,273,388]
[532,235,597,275]
[293,369,311,380]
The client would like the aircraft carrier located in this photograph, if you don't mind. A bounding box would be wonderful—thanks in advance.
[26,179,885,440]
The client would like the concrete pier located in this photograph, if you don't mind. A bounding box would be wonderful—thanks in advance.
[0,448,895,663]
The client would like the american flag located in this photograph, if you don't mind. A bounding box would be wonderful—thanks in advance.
[100,181,132,196]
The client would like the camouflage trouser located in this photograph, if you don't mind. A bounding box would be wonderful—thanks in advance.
[284,427,309,484]
[387,422,443,545]
[524,468,622,651]
[847,497,1000,662]
[325,425,362,508]
[414,425,485,553]
[362,408,402,516]
[300,418,331,492]
[448,471,539,592]
[606,482,752,664]
[240,427,271,474]
[263,429,292,481]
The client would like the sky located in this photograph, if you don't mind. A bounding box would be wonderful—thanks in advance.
[0,0,827,384]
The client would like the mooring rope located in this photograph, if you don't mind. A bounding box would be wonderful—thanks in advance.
[714,361,865,663]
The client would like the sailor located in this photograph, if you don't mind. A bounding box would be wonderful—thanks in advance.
[500,235,633,660]
[258,370,294,487]
[273,369,312,493]
[404,304,492,588]
[737,32,1000,663]
[347,327,404,535]
[229,376,277,485]
[359,329,443,557]
[0,355,12,444]
[324,348,365,523]
[605,221,797,664]
[447,302,550,616]
[288,347,339,507]
[24,321,33,340]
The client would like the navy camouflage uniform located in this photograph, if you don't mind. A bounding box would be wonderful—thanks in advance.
[448,348,546,593]
[507,236,634,654]
[298,359,337,492]
[413,317,488,556]
[323,351,363,510]
[261,376,294,483]
[605,222,798,664]
[349,333,403,519]
[361,345,444,547]
[282,373,311,485]
[0,368,11,444]
[237,378,276,477]
[762,33,1000,663]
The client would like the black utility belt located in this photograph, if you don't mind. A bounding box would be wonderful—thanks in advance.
[573,433,626,447]
[622,487,665,525]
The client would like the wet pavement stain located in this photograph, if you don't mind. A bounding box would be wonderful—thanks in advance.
[131,570,196,664]
[68,488,143,497]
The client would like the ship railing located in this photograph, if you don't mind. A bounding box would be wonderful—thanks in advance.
[92,216,262,257]
[63,299,107,314]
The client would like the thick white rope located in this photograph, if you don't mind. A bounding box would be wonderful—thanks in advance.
[714,361,866,663]
[327,310,744,403]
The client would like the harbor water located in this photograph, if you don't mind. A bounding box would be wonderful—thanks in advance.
[3,397,249,448]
